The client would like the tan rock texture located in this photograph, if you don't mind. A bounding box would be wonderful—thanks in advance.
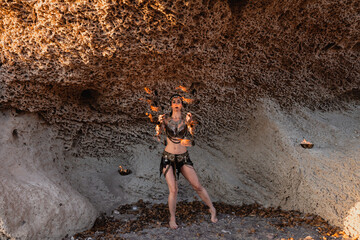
[0,0,359,238]
[0,0,358,156]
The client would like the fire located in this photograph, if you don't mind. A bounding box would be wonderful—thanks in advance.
[182,97,194,104]
[146,112,154,122]
[176,85,188,92]
[301,139,312,144]
[144,87,152,94]
[155,124,160,136]
[187,121,197,136]
[180,139,192,146]
[150,105,159,112]
[158,114,164,122]
[188,126,194,135]
[186,113,197,135]
[118,165,132,175]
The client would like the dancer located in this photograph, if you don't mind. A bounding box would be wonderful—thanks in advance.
[155,94,217,229]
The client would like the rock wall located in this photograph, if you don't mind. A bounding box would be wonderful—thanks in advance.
[0,0,359,238]
[0,110,97,239]
[61,100,360,237]
[0,0,358,156]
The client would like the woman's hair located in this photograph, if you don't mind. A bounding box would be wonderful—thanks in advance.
[170,94,183,105]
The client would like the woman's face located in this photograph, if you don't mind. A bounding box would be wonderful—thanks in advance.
[171,97,183,111]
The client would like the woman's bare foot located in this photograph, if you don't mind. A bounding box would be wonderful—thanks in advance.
[209,207,218,223]
[169,220,178,229]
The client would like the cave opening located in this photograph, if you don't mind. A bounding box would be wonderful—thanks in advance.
[80,89,99,105]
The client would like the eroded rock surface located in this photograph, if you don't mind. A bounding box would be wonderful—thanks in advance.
[0,0,358,156]
[0,110,97,239]
[62,100,360,237]
[0,0,359,238]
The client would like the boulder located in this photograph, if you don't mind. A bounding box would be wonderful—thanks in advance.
[0,110,97,239]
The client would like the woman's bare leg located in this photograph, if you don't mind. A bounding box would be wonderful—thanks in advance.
[163,166,179,229]
[181,165,218,223]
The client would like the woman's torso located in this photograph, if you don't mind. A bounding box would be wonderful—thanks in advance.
[163,115,188,154]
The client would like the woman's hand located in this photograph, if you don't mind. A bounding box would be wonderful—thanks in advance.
[158,114,165,123]
[180,139,192,147]
[186,112,192,123]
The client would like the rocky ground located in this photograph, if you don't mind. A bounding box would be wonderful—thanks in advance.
[65,200,354,240]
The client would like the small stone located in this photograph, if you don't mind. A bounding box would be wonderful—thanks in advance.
[304,236,314,240]
[266,233,275,239]
[221,230,231,234]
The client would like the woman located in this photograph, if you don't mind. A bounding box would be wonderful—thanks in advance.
[155,94,218,229]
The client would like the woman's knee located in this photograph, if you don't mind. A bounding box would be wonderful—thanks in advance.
[169,186,178,195]
[169,184,179,194]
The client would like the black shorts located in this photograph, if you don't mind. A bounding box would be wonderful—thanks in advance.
[160,151,194,179]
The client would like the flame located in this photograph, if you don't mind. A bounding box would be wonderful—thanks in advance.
[146,112,154,122]
[176,85,188,92]
[150,105,159,112]
[119,165,129,173]
[188,125,194,135]
[187,121,197,135]
[182,97,194,104]
[158,114,164,122]
[301,139,312,144]
[155,124,160,136]
[180,139,192,146]
[144,87,152,94]
[185,113,196,135]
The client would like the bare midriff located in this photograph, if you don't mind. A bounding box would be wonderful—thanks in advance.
[164,137,187,154]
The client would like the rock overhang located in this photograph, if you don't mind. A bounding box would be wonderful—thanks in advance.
[0,0,359,238]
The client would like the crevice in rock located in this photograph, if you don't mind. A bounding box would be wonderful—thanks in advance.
[12,129,18,139]
[79,89,100,110]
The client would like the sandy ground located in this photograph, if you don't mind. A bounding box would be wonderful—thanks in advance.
[65,200,352,240]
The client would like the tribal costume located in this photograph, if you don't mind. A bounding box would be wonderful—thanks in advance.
[160,151,194,179]
[158,113,195,179]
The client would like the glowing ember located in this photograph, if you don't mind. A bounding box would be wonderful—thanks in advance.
[186,112,192,123]
[186,113,197,136]
[145,112,154,122]
[301,139,312,144]
[181,139,192,145]
[176,85,188,92]
[188,125,195,136]
[300,139,314,149]
[118,165,132,175]
[144,87,152,94]
[155,124,161,136]
[155,114,164,137]
[182,97,194,104]
[158,114,165,123]
[150,105,159,112]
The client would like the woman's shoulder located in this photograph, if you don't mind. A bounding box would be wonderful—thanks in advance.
[161,113,172,124]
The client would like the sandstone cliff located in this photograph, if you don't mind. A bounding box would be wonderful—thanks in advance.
[0,0,359,238]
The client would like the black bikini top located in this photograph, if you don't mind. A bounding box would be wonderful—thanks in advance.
[164,115,188,144]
